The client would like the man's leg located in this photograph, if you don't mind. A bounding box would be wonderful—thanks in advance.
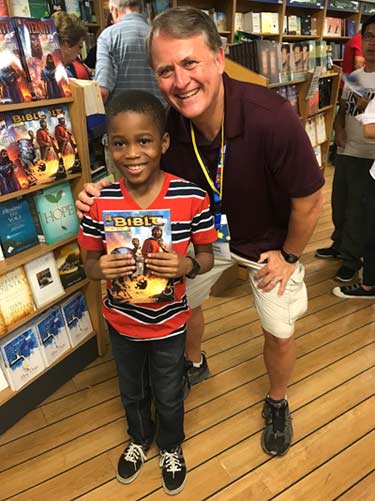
[263,331,296,401]
[184,256,233,386]
[185,306,204,363]
[237,254,307,456]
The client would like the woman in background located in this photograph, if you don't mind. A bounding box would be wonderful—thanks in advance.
[52,11,92,80]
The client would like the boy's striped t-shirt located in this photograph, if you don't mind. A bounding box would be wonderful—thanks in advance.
[78,173,217,340]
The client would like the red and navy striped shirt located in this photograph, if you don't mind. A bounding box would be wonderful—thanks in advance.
[78,173,217,340]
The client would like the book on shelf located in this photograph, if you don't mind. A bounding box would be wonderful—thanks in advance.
[11,0,31,17]
[103,209,175,304]
[65,0,80,17]
[313,144,322,166]
[33,181,80,245]
[305,117,318,147]
[0,197,39,259]
[25,194,45,242]
[315,113,327,144]
[29,0,50,18]
[60,291,93,346]
[78,0,92,22]
[0,0,8,16]
[13,16,71,100]
[0,325,45,391]
[48,0,66,14]
[54,240,86,288]
[24,251,65,308]
[287,85,299,114]
[0,18,33,105]
[0,364,8,391]
[0,267,35,328]
[13,104,79,183]
[34,306,71,365]
[0,311,6,337]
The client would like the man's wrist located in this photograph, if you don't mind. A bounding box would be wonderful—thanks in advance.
[185,256,201,279]
[280,247,300,264]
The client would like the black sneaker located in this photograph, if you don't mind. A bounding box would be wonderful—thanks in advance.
[185,352,210,386]
[117,442,147,484]
[261,397,293,456]
[160,446,186,495]
[315,246,342,259]
[336,265,358,282]
[333,283,375,299]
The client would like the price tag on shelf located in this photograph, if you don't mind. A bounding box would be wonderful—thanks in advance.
[306,66,322,100]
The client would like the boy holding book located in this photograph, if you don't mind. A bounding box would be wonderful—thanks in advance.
[78,90,216,495]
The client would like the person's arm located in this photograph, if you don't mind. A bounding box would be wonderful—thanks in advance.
[334,98,347,147]
[256,189,323,295]
[84,250,135,280]
[144,243,214,279]
[100,86,109,103]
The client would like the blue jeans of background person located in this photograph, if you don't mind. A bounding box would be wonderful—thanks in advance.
[108,323,186,451]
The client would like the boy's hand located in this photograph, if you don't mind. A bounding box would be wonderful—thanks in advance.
[99,253,136,280]
[75,180,111,219]
[355,95,370,113]
[145,252,191,278]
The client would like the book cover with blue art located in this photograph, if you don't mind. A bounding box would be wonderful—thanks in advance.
[103,209,175,304]
[33,181,80,244]
[35,307,71,365]
[60,291,93,346]
[0,325,45,390]
[13,17,71,100]
[0,197,39,257]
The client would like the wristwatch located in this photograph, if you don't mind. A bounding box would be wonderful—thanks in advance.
[280,248,299,264]
[186,256,201,279]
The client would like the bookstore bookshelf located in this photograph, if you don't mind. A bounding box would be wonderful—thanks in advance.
[0,8,104,431]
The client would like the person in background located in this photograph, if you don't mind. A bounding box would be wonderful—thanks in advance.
[342,32,365,77]
[52,11,92,80]
[333,97,375,299]
[316,15,375,282]
[95,0,164,106]
[78,90,216,494]
[76,7,324,458]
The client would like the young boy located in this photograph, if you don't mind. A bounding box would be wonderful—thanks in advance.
[316,15,375,282]
[78,90,216,495]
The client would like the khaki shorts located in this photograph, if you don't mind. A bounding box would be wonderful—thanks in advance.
[186,252,307,339]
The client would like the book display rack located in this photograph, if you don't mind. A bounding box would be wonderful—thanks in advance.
[0,3,104,433]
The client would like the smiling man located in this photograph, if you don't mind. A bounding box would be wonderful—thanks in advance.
[77,7,324,457]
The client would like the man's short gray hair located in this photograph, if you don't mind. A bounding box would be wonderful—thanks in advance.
[147,7,222,66]
[109,0,142,9]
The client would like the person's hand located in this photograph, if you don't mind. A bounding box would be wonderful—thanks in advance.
[75,180,111,219]
[334,127,346,148]
[255,250,296,296]
[99,253,135,280]
[355,95,370,113]
[144,252,191,278]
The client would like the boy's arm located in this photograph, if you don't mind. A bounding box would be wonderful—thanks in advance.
[84,250,136,280]
[334,98,347,147]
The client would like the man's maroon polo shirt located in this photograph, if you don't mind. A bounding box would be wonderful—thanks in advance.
[161,73,324,261]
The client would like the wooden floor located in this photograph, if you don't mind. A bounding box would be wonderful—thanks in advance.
[1,166,374,500]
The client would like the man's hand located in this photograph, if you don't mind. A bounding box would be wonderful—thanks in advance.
[255,250,296,296]
[99,253,136,280]
[75,180,110,219]
[145,252,191,278]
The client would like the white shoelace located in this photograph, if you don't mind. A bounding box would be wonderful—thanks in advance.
[160,450,182,476]
[124,443,146,465]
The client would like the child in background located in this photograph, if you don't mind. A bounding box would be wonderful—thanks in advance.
[78,90,216,495]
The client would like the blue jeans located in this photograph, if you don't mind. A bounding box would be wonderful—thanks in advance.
[108,323,186,450]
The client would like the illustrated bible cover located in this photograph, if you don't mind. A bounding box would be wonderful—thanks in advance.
[103,210,175,304]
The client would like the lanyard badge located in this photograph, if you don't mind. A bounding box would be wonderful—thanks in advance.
[190,120,231,260]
